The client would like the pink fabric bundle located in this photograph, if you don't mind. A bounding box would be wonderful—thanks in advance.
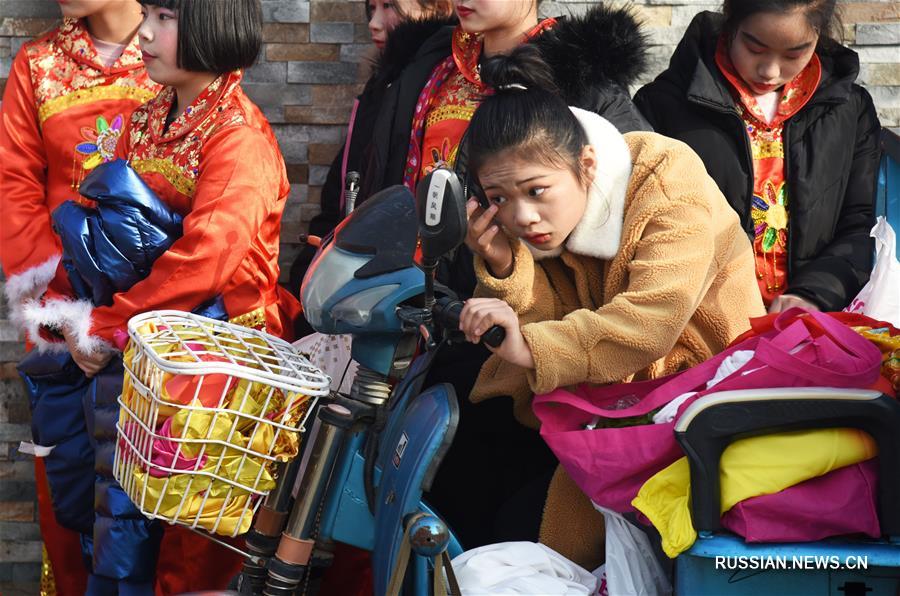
[147,418,207,478]
[721,459,881,543]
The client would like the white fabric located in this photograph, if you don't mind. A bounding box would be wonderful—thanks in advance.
[526,108,632,262]
[21,296,112,354]
[18,441,55,457]
[845,217,900,326]
[652,350,755,424]
[90,35,127,67]
[754,90,780,124]
[292,332,357,394]
[450,541,598,595]
[592,507,672,596]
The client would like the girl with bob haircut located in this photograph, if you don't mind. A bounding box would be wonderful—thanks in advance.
[634,0,881,313]
[0,1,159,592]
[457,45,765,568]
[140,0,263,74]
[22,0,298,591]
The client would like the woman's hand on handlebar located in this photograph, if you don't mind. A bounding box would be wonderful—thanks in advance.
[465,199,514,279]
[459,298,534,369]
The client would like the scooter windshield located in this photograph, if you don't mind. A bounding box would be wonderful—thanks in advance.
[301,246,372,330]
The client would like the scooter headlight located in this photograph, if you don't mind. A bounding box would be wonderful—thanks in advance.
[330,284,400,327]
[301,246,371,330]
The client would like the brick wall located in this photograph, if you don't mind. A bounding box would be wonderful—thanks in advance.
[0,0,897,588]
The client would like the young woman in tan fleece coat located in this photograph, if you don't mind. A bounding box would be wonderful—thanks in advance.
[458,47,766,569]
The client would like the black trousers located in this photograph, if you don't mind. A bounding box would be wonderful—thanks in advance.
[422,342,559,549]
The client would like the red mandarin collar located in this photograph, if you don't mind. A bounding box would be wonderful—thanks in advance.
[714,35,821,126]
[147,70,243,143]
[451,17,558,87]
[57,18,145,75]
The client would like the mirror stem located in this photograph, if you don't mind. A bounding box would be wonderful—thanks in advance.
[421,258,437,322]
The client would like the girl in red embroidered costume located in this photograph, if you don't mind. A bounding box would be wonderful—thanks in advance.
[32,0,300,359]
[404,0,555,190]
[0,2,158,593]
[9,0,299,592]
[636,0,881,312]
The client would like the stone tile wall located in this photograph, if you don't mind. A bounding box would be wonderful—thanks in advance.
[0,0,897,585]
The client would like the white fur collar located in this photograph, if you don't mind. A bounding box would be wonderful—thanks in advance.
[527,107,632,261]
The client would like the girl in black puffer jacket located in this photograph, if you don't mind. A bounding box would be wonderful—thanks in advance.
[634,0,881,312]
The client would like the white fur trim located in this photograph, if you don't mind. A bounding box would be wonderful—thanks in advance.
[564,108,632,260]
[525,109,632,261]
[21,297,113,354]
[4,255,61,329]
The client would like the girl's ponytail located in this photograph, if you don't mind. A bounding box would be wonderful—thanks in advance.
[467,45,589,187]
[480,44,559,95]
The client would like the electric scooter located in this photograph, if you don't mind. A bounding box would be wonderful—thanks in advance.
[235,168,503,595]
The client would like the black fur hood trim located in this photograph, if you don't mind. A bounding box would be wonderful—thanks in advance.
[530,4,648,91]
[372,16,458,84]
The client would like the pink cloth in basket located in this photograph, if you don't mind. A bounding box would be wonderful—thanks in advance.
[148,418,207,478]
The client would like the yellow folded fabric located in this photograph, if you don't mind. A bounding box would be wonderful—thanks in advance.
[632,427,877,557]
[131,468,257,535]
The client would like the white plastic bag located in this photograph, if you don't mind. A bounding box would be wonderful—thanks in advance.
[593,506,671,596]
[292,332,358,394]
[845,217,900,326]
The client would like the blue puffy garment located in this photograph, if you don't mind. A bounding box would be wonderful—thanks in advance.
[16,351,94,535]
[51,159,183,306]
[36,161,184,590]
[29,160,228,589]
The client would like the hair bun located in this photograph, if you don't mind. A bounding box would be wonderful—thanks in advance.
[481,44,558,95]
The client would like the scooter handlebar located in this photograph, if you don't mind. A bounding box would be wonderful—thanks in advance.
[433,297,506,348]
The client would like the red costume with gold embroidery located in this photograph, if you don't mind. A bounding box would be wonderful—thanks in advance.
[27,69,300,351]
[403,19,556,190]
[0,19,159,595]
[0,18,159,338]
[111,71,300,593]
[715,39,821,306]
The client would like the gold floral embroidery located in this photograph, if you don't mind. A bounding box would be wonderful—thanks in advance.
[751,139,785,160]
[27,18,158,119]
[425,104,477,128]
[39,86,157,124]
[132,158,197,196]
[230,307,266,329]
[41,545,56,596]
[126,71,247,203]
[56,18,144,70]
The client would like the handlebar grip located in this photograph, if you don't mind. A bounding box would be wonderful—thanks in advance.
[433,297,506,348]
[480,325,506,349]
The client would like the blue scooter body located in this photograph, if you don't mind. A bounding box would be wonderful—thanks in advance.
[300,185,465,594]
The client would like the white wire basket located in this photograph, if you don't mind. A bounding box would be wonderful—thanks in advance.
[113,310,330,537]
